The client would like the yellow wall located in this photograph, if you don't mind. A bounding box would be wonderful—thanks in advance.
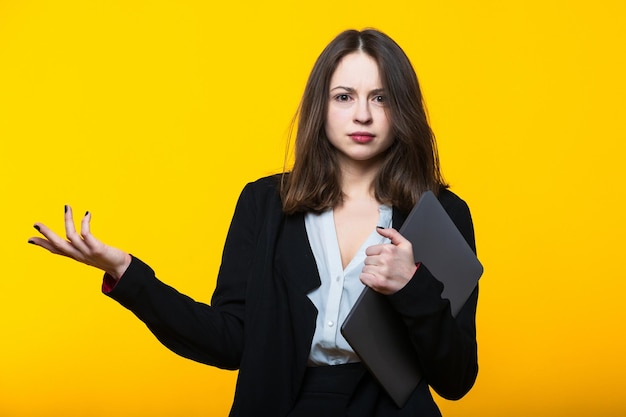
[2,1,625,416]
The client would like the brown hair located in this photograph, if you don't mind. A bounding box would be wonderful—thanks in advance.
[281,29,447,214]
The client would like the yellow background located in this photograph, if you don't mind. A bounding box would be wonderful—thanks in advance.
[1,1,625,416]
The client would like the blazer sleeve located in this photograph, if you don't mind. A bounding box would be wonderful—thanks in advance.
[387,193,479,400]
[104,181,261,370]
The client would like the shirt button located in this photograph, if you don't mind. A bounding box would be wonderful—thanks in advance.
[335,276,341,282]
[328,321,334,327]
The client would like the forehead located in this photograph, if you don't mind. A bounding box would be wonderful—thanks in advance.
[330,52,382,88]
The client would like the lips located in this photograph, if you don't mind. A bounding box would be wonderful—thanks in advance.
[349,132,375,144]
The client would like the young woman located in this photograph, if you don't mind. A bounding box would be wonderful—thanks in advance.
[29,29,478,417]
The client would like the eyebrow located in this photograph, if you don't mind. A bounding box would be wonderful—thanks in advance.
[329,86,385,94]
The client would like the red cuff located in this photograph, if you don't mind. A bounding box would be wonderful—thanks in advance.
[102,274,119,294]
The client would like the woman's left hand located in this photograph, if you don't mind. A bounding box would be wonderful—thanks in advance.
[360,227,418,295]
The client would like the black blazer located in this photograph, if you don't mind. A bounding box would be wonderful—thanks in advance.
[107,175,479,417]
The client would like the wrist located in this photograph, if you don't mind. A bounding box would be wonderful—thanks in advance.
[107,253,132,281]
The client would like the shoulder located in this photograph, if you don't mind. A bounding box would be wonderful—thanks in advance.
[227,174,285,241]
[437,188,468,209]
[241,174,282,200]
[437,188,476,250]
[437,188,472,219]
[237,174,284,214]
[248,174,282,191]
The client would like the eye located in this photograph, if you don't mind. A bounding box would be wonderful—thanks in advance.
[333,93,351,102]
[373,95,386,104]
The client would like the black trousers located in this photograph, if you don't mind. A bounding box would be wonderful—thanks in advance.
[287,362,367,417]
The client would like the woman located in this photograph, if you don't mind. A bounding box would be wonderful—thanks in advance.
[29,29,478,416]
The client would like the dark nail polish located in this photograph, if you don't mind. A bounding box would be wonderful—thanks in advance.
[376,226,384,229]
[85,211,89,216]
[28,240,35,245]
[64,205,68,213]
[33,225,40,231]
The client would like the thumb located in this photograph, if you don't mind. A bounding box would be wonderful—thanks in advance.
[375,226,410,246]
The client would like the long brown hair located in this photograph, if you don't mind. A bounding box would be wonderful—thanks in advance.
[281,29,447,214]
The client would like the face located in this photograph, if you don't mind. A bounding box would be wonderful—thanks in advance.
[325,52,394,169]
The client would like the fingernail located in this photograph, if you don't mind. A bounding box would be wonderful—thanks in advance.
[33,225,40,231]
[85,211,89,217]
[64,205,68,213]
[376,226,384,229]
[28,240,35,245]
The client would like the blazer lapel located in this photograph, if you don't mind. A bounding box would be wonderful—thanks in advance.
[275,212,322,294]
[392,206,408,230]
[272,212,321,375]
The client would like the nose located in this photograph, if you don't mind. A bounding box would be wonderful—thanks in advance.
[353,100,372,125]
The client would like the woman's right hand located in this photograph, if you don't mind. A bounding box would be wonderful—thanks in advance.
[29,206,132,281]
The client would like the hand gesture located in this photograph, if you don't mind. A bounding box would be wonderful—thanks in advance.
[360,227,418,295]
[29,206,131,281]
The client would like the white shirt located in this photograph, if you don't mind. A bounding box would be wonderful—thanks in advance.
[305,205,392,366]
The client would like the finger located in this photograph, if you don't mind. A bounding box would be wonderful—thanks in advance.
[80,211,102,250]
[33,222,64,244]
[81,211,91,235]
[27,236,73,258]
[375,227,410,246]
[359,269,375,286]
[361,264,380,276]
[364,244,383,256]
[362,255,379,267]
[64,205,79,241]
[64,205,90,254]
[359,270,392,295]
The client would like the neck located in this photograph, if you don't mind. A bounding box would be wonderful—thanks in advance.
[338,158,382,202]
